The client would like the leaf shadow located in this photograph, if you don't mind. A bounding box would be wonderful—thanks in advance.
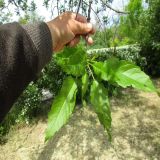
[37,88,160,160]
[111,88,160,159]
[37,107,112,160]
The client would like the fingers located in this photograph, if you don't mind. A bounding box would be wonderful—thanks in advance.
[68,35,80,47]
[82,35,94,45]
[86,36,94,45]
[75,13,87,23]
[66,11,96,42]
[72,21,92,35]
[89,26,96,35]
[51,11,96,52]
[65,11,88,23]
[73,13,95,45]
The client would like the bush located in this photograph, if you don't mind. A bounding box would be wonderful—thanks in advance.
[37,56,65,97]
[137,0,160,77]
[87,45,146,69]
[0,83,42,139]
[12,83,42,124]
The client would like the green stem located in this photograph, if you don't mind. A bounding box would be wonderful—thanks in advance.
[87,64,95,80]
[87,59,96,64]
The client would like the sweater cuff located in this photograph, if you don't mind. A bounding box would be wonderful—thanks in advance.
[22,22,53,72]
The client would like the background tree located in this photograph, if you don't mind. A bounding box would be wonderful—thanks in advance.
[138,0,160,76]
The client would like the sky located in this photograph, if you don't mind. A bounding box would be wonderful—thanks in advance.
[5,0,129,24]
[36,0,129,21]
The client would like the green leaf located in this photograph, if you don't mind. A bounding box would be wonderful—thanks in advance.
[81,72,89,106]
[55,46,87,76]
[92,61,109,81]
[82,72,89,98]
[90,80,112,140]
[92,57,120,81]
[45,77,77,141]
[92,57,155,92]
[114,61,156,92]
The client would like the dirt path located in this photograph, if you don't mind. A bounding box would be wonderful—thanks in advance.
[0,89,160,160]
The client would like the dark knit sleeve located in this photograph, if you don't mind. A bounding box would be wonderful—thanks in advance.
[0,22,52,122]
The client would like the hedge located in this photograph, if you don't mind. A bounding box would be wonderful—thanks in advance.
[87,44,146,69]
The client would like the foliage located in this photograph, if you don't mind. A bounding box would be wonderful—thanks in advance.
[88,45,147,69]
[45,46,156,141]
[89,29,113,49]
[1,0,114,23]
[0,12,12,24]
[137,0,160,77]
[90,80,111,140]
[18,11,44,24]
[81,72,89,104]
[0,83,42,143]
[116,0,160,77]
[1,0,159,142]
[113,0,143,45]
[37,57,65,97]
[55,47,87,76]
[45,77,77,141]
[12,83,42,123]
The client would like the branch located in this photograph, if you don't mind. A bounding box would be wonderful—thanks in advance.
[76,0,82,19]
[101,0,129,14]
[11,0,20,14]
[57,0,59,15]
[87,0,92,22]
[81,1,103,29]
[11,0,19,8]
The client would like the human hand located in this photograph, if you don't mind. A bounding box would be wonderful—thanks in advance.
[46,11,95,52]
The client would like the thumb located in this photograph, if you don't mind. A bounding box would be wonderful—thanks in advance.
[73,21,93,35]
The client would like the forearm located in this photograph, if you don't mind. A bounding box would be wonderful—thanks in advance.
[0,22,52,122]
[0,11,95,123]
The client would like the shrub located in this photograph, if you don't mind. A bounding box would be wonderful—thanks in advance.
[11,83,42,123]
[0,83,42,142]
[87,45,147,69]
[137,0,160,77]
[37,56,65,97]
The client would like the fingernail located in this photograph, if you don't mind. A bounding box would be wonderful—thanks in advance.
[87,23,92,29]
[88,37,93,45]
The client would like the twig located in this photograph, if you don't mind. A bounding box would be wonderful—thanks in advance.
[111,15,119,54]
[100,0,129,14]
[11,0,20,14]
[81,0,103,29]
[76,0,82,19]
[87,0,92,22]
[51,0,54,18]
[57,0,59,15]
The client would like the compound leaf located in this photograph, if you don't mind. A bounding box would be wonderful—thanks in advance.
[45,77,77,141]
[90,80,112,140]
[55,46,87,76]
[92,57,155,92]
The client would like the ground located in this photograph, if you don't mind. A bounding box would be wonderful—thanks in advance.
[0,87,160,160]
